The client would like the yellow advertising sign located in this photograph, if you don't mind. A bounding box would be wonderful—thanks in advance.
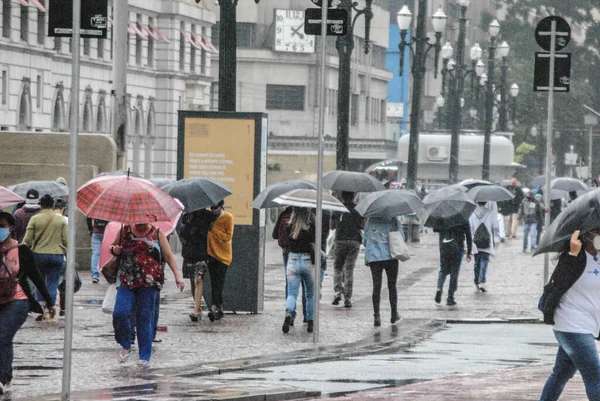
[183,117,255,225]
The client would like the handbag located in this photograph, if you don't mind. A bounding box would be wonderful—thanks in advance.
[58,264,82,293]
[389,218,410,262]
[102,284,117,314]
[101,255,119,284]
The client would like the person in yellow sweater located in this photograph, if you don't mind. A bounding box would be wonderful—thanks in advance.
[206,200,234,322]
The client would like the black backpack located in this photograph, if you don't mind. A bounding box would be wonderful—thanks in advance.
[440,233,461,266]
[473,222,491,249]
[0,245,20,304]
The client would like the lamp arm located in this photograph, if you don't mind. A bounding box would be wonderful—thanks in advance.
[422,32,443,78]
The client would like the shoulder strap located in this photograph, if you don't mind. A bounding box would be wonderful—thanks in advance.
[31,215,56,250]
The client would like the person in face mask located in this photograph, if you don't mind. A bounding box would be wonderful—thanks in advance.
[538,229,600,400]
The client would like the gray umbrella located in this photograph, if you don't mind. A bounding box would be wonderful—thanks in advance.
[468,185,515,202]
[149,178,176,189]
[551,177,589,192]
[355,189,424,218]
[323,171,386,193]
[8,180,69,199]
[423,187,477,230]
[273,189,348,212]
[251,180,316,209]
[162,178,232,212]
[459,179,492,189]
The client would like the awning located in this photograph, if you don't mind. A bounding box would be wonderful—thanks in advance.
[19,0,30,7]
[182,31,202,50]
[129,22,147,39]
[30,0,47,12]
[150,25,170,43]
[142,24,159,40]
[204,36,218,54]
[192,33,211,52]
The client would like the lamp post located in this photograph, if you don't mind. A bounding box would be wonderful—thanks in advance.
[497,40,510,131]
[397,3,447,190]
[481,18,500,180]
[335,0,373,171]
[530,125,544,175]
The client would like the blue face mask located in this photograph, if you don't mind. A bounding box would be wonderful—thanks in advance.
[0,227,11,242]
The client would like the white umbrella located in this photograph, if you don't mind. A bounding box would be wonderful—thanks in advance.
[273,189,348,213]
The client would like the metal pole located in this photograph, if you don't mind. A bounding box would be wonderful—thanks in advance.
[482,37,496,181]
[62,0,80,399]
[335,0,353,171]
[313,4,328,344]
[589,125,593,182]
[218,0,237,111]
[498,57,507,131]
[406,0,427,190]
[112,0,128,169]
[448,5,466,183]
[543,20,557,286]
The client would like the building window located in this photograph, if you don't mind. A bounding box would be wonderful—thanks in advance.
[179,21,185,71]
[36,74,42,109]
[20,5,28,42]
[351,94,359,126]
[82,86,93,132]
[97,38,104,59]
[266,84,305,111]
[53,36,61,51]
[83,38,90,56]
[37,9,44,45]
[190,25,197,73]
[96,90,107,133]
[200,26,207,75]
[211,22,219,48]
[52,82,66,131]
[2,0,11,38]
[365,96,370,121]
[17,77,32,130]
[210,82,218,111]
[237,23,254,48]
[380,99,387,123]
[135,15,142,66]
[1,70,7,105]
[147,17,154,67]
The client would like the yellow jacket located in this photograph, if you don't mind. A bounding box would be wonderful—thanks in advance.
[208,212,234,265]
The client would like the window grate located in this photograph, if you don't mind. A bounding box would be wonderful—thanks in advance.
[266,85,305,111]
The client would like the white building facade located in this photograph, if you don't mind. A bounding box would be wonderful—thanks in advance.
[0,0,217,178]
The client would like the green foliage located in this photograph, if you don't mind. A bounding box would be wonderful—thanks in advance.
[514,142,536,163]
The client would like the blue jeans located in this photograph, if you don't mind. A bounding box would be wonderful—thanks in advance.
[540,331,600,401]
[286,253,315,321]
[34,253,64,304]
[91,233,103,279]
[284,253,325,321]
[523,221,537,251]
[473,252,490,285]
[113,286,158,362]
[0,300,29,384]
[437,251,464,300]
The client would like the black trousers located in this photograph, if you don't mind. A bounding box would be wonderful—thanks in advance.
[208,256,228,310]
[369,259,399,315]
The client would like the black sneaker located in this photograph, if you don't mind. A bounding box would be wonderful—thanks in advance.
[208,311,216,322]
[344,299,352,308]
[282,312,293,334]
[447,299,457,306]
[59,310,65,317]
[307,320,314,333]
[217,310,224,319]
[332,294,342,305]
[435,290,442,304]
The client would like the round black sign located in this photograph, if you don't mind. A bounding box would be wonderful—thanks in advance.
[535,16,571,52]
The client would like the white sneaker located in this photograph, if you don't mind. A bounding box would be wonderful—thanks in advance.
[478,283,487,292]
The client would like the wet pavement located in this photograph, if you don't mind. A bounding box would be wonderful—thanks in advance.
[3,231,570,400]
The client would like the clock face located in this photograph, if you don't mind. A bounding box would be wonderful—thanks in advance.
[274,9,315,53]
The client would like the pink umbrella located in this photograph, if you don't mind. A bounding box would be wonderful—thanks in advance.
[99,199,183,270]
[0,186,25,208]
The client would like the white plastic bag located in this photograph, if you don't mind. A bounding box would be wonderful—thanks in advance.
[389,231,410,262]
[102,284,117,314]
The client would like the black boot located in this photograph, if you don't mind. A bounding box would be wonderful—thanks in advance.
[435,290,442,304]
[373,313,381,327]
[390,311,400,324]
[307,320,314,333]
[282,311,293,334]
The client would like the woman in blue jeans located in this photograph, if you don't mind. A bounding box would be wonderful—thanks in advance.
[0,211,55,394]
[539,229,600,401]
[281,207,315,334]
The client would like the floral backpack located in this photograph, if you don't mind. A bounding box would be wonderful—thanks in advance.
[118,226,163,289]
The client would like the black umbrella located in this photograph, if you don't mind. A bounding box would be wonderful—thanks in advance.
[149,178,176,189]
[355,190,424,218]
[323,171,386,193]
[8,180,69,199]
[530,175,556,188]
[459,179,492,189]
[551,177,589,193]
[162,178,232,212]
[534,188,600,255]
[468,185,515,202]
[423,187,477,230]
[251,180,316,209]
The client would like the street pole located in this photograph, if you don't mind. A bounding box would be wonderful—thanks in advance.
[335,1,353,171]
[482,36,496,181]
[62,0,80,399]
[589,126,593,182]
[498,57,508,131]
[313,3,328,344]
[448,6,467,183]
[218,0,237,111]
[112,0,128,169]
[404,0,427,189]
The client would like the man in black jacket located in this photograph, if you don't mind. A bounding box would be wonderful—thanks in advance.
[331,192,364,308]
[434,222,472,306]
[498,178,525,239]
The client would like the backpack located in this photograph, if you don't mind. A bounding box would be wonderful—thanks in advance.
[0,245,20,304]
[473,223,491,249]
[440,233,461,266]
[523,200,537,222]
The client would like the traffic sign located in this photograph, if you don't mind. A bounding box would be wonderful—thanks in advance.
[534,52,571,92]
[535,16,571,52]
[304,8,348,36]
[309,0,341,8]
[49,0,108,38]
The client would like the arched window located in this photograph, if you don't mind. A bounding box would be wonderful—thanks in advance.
[51,82,66,132]
[17,77,32,130]
[96,90,107,133]
[82,86,93,133]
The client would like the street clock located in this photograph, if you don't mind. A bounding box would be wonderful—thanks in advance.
[274,9,315,53]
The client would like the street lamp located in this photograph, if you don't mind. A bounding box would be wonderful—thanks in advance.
[397,4,447,190]
[482,19,500,181]
[336,0,373,171]
[530,125,544,175]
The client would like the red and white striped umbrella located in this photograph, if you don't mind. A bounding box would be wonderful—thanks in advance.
[76,175,183,224]
[0,186,25,208]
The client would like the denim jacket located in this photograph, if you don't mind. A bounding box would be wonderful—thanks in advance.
[363,217,401,265]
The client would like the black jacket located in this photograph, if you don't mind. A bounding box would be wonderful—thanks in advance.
[10,245,55,313]
[539,250,587,326]
[331,204,363,243]
[498,185,525,216]
[178,210,216,262]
